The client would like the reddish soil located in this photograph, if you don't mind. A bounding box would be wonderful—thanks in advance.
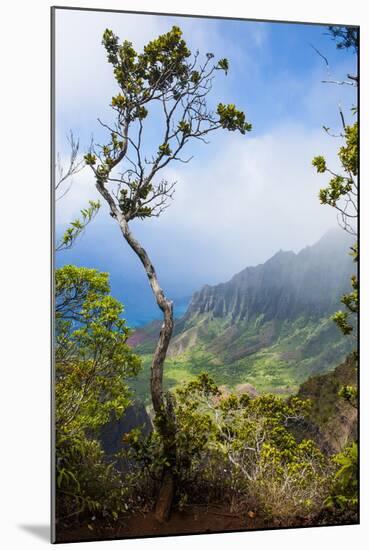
[56,504,271,543]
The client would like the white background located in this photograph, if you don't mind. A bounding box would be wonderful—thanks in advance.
[0,0,367,548]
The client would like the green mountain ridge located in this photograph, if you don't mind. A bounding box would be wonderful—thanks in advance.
[130,229,356,399]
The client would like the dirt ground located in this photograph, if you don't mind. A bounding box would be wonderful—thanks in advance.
[56,504,273,543]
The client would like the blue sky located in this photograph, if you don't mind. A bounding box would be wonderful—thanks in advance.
[55,9,357,326]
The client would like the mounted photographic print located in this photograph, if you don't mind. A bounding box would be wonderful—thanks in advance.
[51,6,359,543]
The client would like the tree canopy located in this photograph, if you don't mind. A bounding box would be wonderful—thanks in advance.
[85,25,251,222]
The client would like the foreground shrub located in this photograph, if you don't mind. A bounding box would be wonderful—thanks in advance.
[56,434,129,523]
[55,266,141,523]
[324,441,358,522]
[126,374,334,520]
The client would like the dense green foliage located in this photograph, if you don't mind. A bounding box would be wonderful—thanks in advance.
[125,373,356,522]
[325,442,358,512]
[55,265,141,522]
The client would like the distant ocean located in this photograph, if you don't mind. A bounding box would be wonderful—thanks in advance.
[55,249,192,329]
[124,297,190,328]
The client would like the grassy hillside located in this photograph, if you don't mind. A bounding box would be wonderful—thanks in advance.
[130,315,353,402]
[129,231,356,403]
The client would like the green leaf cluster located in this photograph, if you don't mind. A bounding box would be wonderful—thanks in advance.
[339,123,358,175]
[312,155,326,173]
[118,181,154,219]
[158,142,172,156]
[338,384,358,407]
[56,200,100,251]
[217,103,252,134]
[103,26,191,113]
[84,152,97,166]
[217,58,229,74]
[313,122,357,208]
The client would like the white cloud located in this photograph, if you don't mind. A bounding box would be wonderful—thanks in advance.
[55,113,349,292]
[251,22,269,49]
[55,10,169,118]
[54,10,355,291]
[55,11,232,127]
[140,122,342,285]
[54,9,266,146]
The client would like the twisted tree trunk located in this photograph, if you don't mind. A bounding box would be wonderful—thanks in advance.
[95,183,176,521]
[121,223,176,522]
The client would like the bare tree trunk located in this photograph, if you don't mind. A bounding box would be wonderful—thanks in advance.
[95,184,176,521]
[120,221,176,522]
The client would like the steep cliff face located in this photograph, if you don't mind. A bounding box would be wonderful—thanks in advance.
[295,354,358,453]
[182,229,355,326]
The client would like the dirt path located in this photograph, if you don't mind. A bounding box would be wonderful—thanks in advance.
[56,504,271,543]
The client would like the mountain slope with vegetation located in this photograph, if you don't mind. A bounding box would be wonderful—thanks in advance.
[131,229,356,399]
[296,353,357,453]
